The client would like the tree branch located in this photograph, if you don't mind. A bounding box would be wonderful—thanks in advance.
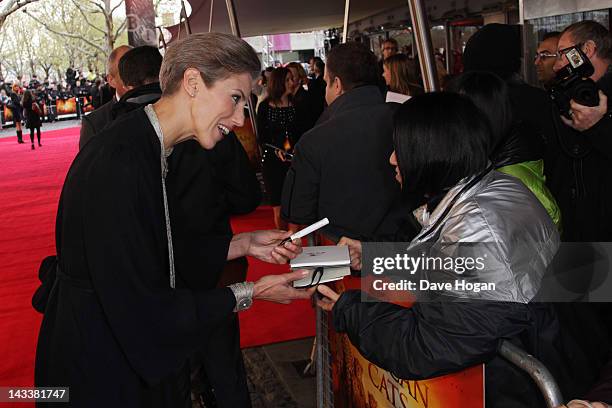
[114,18,127,38]
[23,10,107,54]
[0,0,39,19]
[69,0,106,35]
[91,1,106,13]
[110,0,125,16]
[0,0,39,30]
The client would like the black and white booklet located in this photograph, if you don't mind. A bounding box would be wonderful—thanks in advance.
[290,246,351,288]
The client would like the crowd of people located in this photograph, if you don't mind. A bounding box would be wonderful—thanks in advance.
[0,69,120,148]
[29,19,612,408]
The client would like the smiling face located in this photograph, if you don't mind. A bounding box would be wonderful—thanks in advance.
[188,70,253,149]
[535,36,559,85]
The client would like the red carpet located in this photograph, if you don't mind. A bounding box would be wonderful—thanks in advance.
[0,126,314,401]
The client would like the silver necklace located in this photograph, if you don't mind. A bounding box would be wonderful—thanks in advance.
[144,104,176,289]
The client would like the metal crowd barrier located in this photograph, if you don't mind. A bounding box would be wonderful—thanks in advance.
[499,340,564,408]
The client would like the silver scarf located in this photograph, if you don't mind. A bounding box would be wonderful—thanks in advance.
[144,104,176,288]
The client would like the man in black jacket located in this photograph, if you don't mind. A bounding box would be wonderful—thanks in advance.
[307,57,327,123]
[547,20,612,242]
[78,45,131,150]
[281,42,401,241]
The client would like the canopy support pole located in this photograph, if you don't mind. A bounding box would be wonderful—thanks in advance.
[342,0,350,43]
[158,27,168,50]
[224,0,241,38]
[181,0,192,36]
[224,0,259,140]
[406,0,439,91]
[208,0,214,32]
[444,21,452,73]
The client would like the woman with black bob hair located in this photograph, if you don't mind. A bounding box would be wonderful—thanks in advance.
[390,92,490,205]
[314,93,599,407]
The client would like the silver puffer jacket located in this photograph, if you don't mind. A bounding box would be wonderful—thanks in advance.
[410,169,560,303]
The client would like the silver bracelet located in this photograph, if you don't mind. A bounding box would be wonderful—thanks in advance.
[228,281,254,312]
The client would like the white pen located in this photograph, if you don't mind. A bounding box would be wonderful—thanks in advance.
[278,218,330,245]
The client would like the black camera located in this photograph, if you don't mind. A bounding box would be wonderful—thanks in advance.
[549,46,599,119]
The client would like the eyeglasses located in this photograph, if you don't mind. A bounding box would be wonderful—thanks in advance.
[534,51,558,61]
[383,47,398,51]
[556,42,585,61]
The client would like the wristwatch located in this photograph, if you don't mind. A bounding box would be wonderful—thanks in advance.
[228,282,254,312]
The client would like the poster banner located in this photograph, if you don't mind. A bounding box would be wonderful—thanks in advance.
[330,277,484,408]
[125,0,157,47]
[233,108,261,169]
[56,98,78,116]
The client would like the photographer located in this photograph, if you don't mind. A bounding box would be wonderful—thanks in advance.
[545,22,612,408]
[546,20,612,242]
[45,84,57,123]
[74,80,91,118]
[28,75,41,90]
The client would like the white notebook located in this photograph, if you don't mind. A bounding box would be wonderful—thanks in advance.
[290,246,351,288]
[385,91,411,104]
[290,246,350,268]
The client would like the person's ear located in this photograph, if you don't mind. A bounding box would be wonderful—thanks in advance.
[106,73,116,88]
[334,76,343,96]
[183,68,201,98]
[583,40,597,59]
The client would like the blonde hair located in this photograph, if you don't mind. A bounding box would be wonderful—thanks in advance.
[159,32,261,95]
[286,61,307,83]
[384,54,421,96]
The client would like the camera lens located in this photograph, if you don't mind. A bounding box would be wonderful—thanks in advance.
[572,78,599,107]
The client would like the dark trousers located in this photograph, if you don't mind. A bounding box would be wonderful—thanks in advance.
[29,127,41,144]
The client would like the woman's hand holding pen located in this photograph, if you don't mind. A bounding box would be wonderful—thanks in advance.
[247,230,302,264]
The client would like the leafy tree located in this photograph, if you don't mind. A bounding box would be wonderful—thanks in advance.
[0,0,39,31]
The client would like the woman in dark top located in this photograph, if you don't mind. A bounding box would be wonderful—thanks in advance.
[21,90,43,149]
[34,33,313,408]
[287,61,319,131]
[256,67,302,228]
[8,84,24,144]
